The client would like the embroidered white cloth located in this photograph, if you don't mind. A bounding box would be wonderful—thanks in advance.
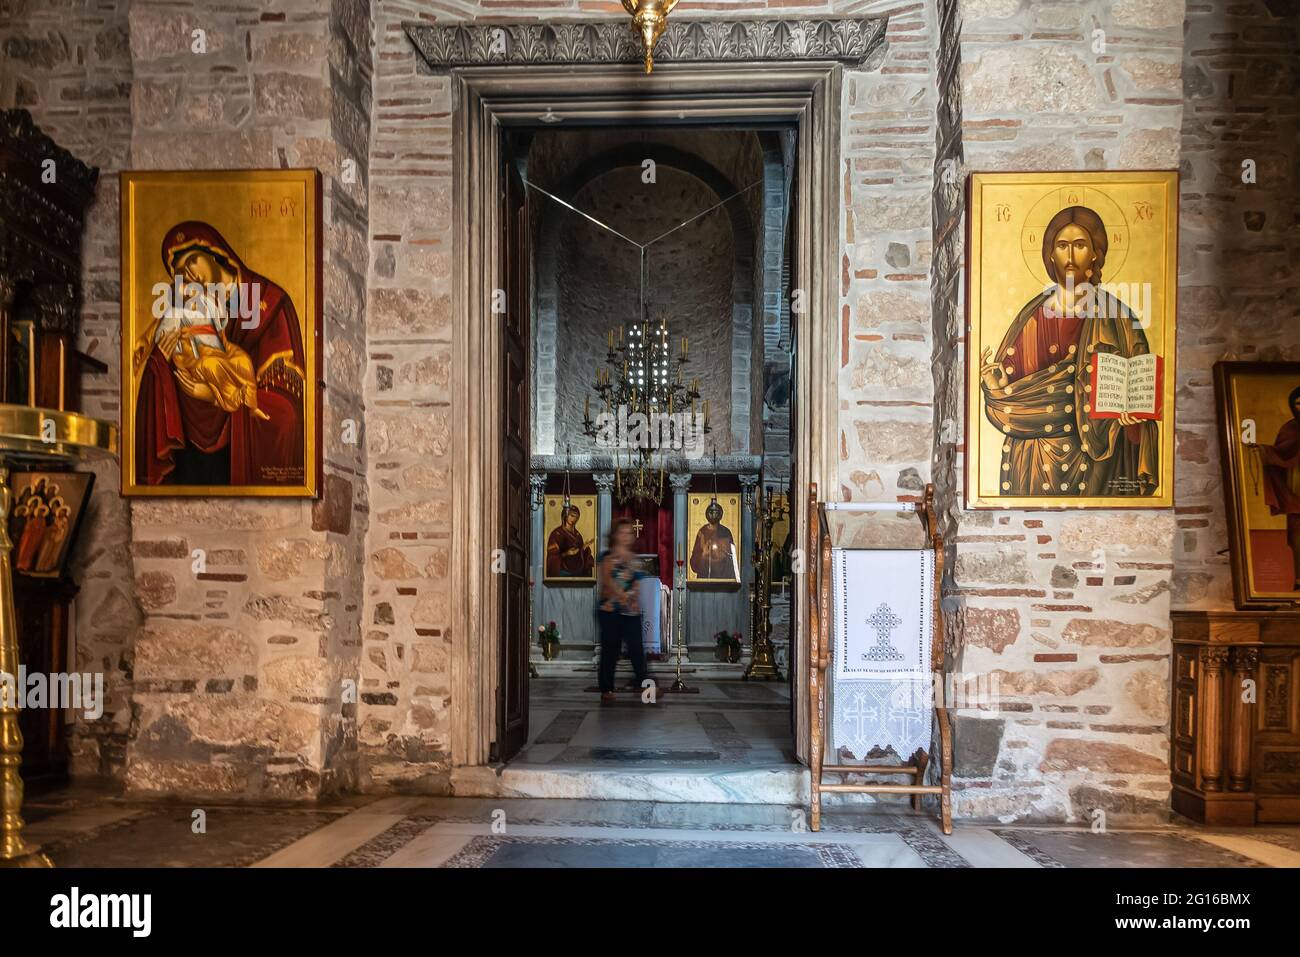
[829,547,934,760]
[639,577,663,655]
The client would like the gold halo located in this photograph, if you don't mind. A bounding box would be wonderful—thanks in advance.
[1019,184,1131,285]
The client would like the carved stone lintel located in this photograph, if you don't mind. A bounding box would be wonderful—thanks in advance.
[405,17,889,73]
[532,451,760,472]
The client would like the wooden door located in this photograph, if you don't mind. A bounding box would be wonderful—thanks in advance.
[785,163,800,739]
[496,151,531,761]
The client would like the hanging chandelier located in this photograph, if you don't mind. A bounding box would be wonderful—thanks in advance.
[581,311,709,505]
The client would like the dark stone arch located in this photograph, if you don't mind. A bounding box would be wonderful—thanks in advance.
[531,140,760,454]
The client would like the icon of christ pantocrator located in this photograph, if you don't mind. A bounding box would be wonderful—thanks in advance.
[979,205,1159,498]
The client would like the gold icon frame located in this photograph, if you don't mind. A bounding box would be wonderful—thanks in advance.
[119,169,322,497]
[686,492,743,589]
[965,170,1178,509]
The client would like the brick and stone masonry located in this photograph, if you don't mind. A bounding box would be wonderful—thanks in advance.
[1,0,1296,820]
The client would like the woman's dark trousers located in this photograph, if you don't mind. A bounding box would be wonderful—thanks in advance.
[598,610,649,692]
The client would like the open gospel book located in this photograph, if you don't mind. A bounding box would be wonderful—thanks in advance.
[1089,352,1163,420]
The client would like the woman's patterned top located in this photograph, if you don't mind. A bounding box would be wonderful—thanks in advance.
[599,551,642,616]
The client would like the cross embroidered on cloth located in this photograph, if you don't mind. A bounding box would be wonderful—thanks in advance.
[863,603,904,662]
[829,547,936,759]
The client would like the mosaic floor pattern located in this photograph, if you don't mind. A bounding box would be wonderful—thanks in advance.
[19,788,1300,869]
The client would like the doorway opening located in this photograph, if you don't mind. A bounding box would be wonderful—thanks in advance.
[449,63,842,773]
[498,123,802,778]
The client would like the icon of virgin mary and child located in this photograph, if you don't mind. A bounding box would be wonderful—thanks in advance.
[133,222,307,487]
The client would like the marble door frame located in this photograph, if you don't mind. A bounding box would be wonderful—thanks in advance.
[450,62,843,767]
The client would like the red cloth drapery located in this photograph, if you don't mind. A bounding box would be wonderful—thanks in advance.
[613,498,674,588]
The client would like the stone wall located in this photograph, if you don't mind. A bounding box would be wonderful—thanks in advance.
[1,0,138,779]
[944,0,1187,822]
[838,1,939,504]
[938,0,1299,824]
[527,128,767,458]
[551,167,738,455]
[359,0,454,791]
[5,0,1294,821]
[0,0,374,797]
[124,0,372,799]
[1173,0,1300,610]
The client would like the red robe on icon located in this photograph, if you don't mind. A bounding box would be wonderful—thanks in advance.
[134,220,307,487]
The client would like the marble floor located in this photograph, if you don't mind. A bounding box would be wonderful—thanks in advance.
[517,676,795,769]
[20,787,1300,868]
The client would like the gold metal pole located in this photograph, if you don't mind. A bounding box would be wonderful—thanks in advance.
[0,404,117,868]
[744,485,784,681]
[670,559,688,692]
[0,464,52,867]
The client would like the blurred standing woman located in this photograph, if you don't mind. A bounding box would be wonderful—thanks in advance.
[597,517,652,704]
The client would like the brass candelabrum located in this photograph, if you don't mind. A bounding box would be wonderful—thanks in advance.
[670,555,689,691]
[0,404,117,868]
[744,483,787,682]
[581,314,709,506]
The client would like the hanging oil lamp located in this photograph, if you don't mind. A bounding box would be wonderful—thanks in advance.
[621,0,679,73]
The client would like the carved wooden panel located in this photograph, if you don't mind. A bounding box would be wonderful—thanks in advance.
[1256,650,1300,798]
[1172,612,1300,823]
[1263,662,1291,731]
[0,109,99,411]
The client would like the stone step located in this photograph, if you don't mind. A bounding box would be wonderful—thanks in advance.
[451,763,811,805]
[532,660,760,679]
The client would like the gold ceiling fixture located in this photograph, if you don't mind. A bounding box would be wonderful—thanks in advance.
[621,0,679,73]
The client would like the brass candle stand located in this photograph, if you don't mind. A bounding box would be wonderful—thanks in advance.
[743,483,786,682]
[528,575,539,679]
[669,557,689,692]
[0,404,117,868]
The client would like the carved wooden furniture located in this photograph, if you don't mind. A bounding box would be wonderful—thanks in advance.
[1,109,105,409]
[807,482,952,834]
[1170,610,1300,825]
[0,109,102,800]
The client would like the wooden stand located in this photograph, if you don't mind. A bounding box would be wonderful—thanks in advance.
[807,483,952,835]
[1171,610,1300,825]
[14,577,77,786]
